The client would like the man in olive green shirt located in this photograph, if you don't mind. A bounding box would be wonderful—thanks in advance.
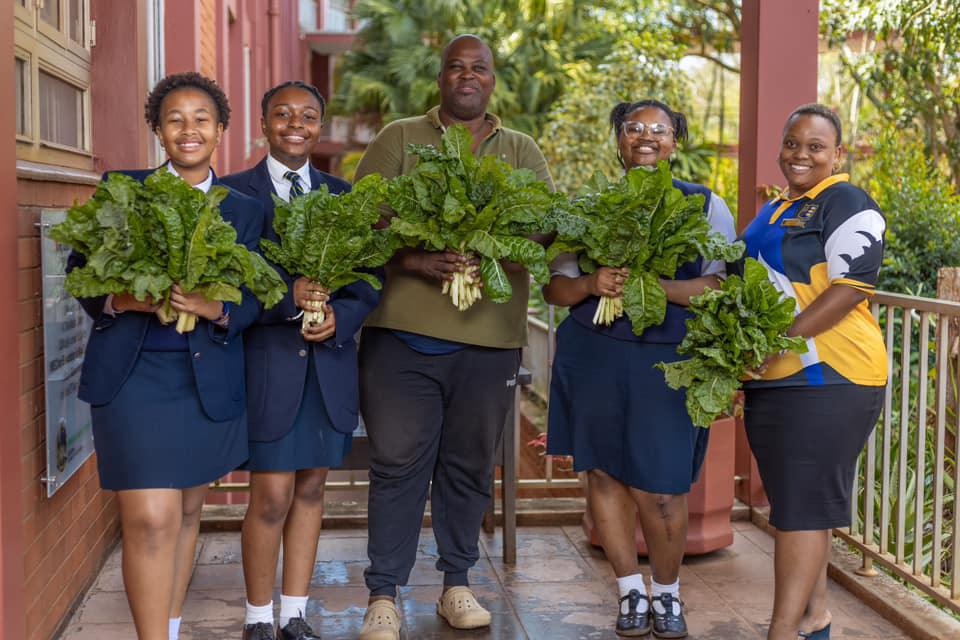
[355,34,554,640]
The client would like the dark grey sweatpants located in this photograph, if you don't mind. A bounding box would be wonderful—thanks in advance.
[359,328,520,597]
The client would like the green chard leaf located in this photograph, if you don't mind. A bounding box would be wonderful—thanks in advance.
[656,257,809,428]
[262,173,392,297]
[49,168,285,311]
[384,124,560,307]
[547,160,742,335]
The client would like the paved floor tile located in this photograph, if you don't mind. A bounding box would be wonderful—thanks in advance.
[58,524,916,640]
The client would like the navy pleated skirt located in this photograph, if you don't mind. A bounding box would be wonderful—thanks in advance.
[91,351,248,490]
[546,318,709,494]
[245,357,352,472]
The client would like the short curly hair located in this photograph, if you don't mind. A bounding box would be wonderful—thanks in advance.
[144,72,231,131]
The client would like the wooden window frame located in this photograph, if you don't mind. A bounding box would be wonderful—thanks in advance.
[15,0,93,170]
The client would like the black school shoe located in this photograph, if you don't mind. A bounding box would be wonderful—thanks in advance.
[651,593,687,638]
[616,589,652,637]
[279,616,321,640]
[242,622,276,640]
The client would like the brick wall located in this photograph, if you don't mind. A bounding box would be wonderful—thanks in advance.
[17,177,120,640]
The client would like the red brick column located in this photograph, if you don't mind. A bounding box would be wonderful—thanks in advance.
[735,0,820,508]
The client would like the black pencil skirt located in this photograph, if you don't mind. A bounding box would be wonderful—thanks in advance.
[744,384,883,531]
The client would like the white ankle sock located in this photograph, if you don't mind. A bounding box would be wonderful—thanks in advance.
[651,578,681,615]
[245,600,274,626]
[616,573,649,614]
[279,594,309,628]
[168,617,181,640]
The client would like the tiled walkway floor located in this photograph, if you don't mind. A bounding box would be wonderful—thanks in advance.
[60,521,909,639]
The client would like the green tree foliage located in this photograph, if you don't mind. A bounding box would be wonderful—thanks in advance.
[538,37,711,194]
[332,0,617,136]
[866,128,960,296]
[822,0,960,189]
[656,0,741,74]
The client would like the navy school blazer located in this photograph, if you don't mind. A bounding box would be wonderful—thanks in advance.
[220,158,380,440]
[70,168,267,422]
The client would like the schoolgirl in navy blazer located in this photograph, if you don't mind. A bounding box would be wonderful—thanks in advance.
[68,72,265,640]
[73,168,265,422]
[222,157,377,439]
[221,80,381,638]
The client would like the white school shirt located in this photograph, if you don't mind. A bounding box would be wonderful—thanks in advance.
[266,154,312,202]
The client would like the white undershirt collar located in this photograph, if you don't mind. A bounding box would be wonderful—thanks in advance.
[165,162,214,193]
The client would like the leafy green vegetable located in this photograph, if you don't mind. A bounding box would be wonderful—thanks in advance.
[50,170,286,333]
[656,258,809,427]
[546,162,744,334]
[259,174,395,327]
[384,124,566,310]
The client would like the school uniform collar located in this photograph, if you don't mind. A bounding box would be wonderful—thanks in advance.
[774,173,849,204]
[164,162,214,193]
[266,154,312,191]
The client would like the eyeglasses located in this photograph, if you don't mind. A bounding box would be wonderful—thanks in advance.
[620,121,673,138]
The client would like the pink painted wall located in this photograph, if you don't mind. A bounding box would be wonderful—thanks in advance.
[91,1,152,172]
[737,0,820,231]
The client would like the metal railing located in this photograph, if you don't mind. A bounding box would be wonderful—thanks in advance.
[520,311,581,490]
[836,291,960,615]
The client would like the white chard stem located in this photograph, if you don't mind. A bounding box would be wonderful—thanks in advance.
[302,308,325,331]
[442,251,482,312]
[175,311,197,334]
[593,295,624,327]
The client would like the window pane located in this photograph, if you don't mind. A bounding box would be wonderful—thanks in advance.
[39,70,83,149]
[69,0,83,43]
[15,58,28,136]
[40,0,60,28]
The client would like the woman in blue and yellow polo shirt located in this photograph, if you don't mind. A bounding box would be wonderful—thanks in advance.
[741,103,887,640]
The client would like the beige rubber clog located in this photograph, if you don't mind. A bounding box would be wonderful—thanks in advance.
[436,586,492,629]
[358,599,401,640]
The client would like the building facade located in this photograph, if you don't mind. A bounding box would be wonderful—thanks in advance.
[2,2,356,638]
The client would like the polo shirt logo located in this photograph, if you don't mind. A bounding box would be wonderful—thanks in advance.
[798,203,818,220]
[781,202,818,227]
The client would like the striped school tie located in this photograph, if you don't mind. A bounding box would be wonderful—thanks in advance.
[284,170,305,198]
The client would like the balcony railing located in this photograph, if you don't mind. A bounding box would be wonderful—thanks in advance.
[838,291,960,615]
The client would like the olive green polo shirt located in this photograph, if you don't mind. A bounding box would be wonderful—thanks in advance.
[356,106,555,348]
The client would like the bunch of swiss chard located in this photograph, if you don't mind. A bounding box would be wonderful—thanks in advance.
[656,258,808,427]
[260,174,396,330]
[50,170,286,333]
[547,162,744,334]
[384,124,568,310]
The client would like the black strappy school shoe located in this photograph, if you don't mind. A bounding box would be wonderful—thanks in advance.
[616,588,652,637]
[651,592,687,638]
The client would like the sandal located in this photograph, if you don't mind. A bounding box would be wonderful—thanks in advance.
[798,622,830,639]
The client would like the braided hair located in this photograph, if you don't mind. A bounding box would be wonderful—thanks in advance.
[261,80,326,119]
[609,99,689,168]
